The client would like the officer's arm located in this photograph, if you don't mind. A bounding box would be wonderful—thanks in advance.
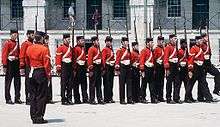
[163,46,170,69]
[43,48,51,79]
[101,48,107,69]
[19,42,27,69]
[115,49,122,70]
[2,41,9,67]
[139,50,146,72]
[55,47,62,71]
[87,48,94,71]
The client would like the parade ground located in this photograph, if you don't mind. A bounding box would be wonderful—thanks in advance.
[0,76,220,127]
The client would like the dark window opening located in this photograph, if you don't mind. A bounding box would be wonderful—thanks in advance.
[63,0,76,18]
[113,0,127,18]
[167,0,181,17]
[11,0,23,19]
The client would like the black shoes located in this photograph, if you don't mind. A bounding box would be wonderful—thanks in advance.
[98,100,105,105]
[167,99,176,104]
[120,101,126,105]
[151,99,159,104]
[75,100,82,104]
[158,98,165,102]
[14,99,23,104]
[6,100,14,105]
[67,100,74,105]
[140,99,148,104]
[89,100,97,105]
[61,101,69,105]
[174,100,183,104]
[32,118,48,124]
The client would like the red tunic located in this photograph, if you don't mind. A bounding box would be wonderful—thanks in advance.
[130,50,139,68]
[101,46,115,68]
[188,45,204,71]
[19,40,33,68]
[153,46,164,65]
[178,48,188,67]
[2,39,19,67]
[73,45,86,68]
[201,42,211,60]
[25,43,51,78]
[139,47,154,71]
[115,47,131,69]
[163,43,178,69]
[87,45,101,70]
[55,43,73,71]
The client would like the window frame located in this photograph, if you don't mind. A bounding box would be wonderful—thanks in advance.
[167,0,181,18]
[113,0,127,19]
[10,0,23,20]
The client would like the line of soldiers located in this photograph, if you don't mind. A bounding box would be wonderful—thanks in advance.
[2,30,220,110]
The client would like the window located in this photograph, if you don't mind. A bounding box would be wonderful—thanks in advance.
[192,0,209,29]
[167,0,181,17]
[11,0,23,19]
[113,0,127,18]
[63,0,76,18]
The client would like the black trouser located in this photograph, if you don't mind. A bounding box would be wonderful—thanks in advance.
[119,64,132,102]
[30,68,48,120]
[178,66,189,100]
[25,65,31,102]
[131,66,140,102]
[5,60,21,101]
[89,64,103,102]
[197,60,220,100]
[74,64,88,102]
[141,66,156,101]
[61,62,73,102]
[185,64,213,101]
[103,65,115,102]
[47,77,53,101]
[166,63,181,101]
[154,63,165,100]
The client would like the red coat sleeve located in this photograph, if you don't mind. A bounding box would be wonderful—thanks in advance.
[163,46,170,69]
[43,48,51,78]
[115,49,122,69]
[87,47,94,70]
[101,48,107,69]
[55,46,62,71]
[2,41,9,67]
[188,47,196,71]
[19,42,27,69]
[139,49,146,71]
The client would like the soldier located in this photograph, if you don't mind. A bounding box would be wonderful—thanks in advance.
[26,31,51,124]
[164,34,181,104]
[201,33,220,96]
[178,39,195,102]
[55,34,74,105]
[185,36,214,103]
[115,37,134,104]
[43,34,54,104]
[102,36,115,103]
[130,42,140,103]
[19,30,35,105]
[2,29,22,104]
[87,36,104,104]
[139,38,158,103]
[153,36,165,102]
[73,36,89,104]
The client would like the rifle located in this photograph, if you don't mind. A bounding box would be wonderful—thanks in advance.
[15,6,20,54]
[107,0,111,37]
[183,8,189,56]
[125,2,130,52]
[205,25,211,56]
[149,22,152,38]
[173,18,178,50]
[134,6,138,43]
[158,9,162,36]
